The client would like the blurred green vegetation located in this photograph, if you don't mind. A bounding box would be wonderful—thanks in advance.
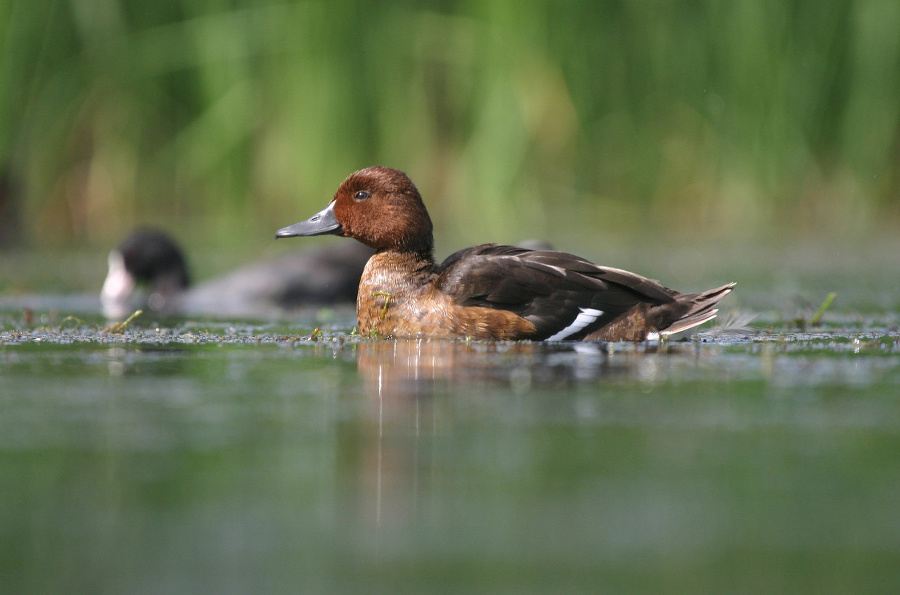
[1,0,899,254]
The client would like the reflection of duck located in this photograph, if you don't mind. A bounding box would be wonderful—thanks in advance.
[277,167,735,341]
[101,228,372,319]
[355,339,616,402]
[354,339,717,406]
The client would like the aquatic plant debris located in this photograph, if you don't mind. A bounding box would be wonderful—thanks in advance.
[0,320,897,354]
[810,292,837,326]
[57,315,86,331]
[102,310,144,334]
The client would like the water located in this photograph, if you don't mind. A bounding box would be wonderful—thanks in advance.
[1,306,899,593]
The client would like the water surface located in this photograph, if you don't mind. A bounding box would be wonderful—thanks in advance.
[2,310,899,593]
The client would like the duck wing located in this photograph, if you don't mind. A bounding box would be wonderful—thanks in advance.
[434,244,680,340]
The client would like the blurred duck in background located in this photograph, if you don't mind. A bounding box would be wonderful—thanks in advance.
[101,228,372,319]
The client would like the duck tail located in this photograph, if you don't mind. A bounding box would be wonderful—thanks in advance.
[659,282,737,336]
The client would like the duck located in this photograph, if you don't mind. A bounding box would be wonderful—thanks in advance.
[101,228,372,319]
[275,167,735,341]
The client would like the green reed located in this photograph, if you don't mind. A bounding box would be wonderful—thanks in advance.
[1,0,898,253]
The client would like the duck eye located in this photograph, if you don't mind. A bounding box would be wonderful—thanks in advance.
[354,190,370,200]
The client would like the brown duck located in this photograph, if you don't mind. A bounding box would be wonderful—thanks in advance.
[276,167,734,341]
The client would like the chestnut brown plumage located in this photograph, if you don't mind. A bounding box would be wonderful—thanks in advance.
[277,167,734,341]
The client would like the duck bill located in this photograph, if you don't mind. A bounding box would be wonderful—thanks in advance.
[275,201,343,238]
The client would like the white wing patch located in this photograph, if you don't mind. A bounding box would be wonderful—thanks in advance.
[546,307,604,341]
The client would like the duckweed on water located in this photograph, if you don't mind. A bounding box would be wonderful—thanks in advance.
[2,314,898,354]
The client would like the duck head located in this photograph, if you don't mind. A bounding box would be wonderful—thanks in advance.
[101,228,190,319]
[276,167,434,257]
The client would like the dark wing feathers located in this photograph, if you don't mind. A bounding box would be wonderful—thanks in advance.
[434,244,681,340]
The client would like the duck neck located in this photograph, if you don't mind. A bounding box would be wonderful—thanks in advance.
[392,231,434,262]
[367,248,436,276]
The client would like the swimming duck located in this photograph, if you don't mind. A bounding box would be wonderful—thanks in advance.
[101,228,372,319]
[276,167,734,341]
